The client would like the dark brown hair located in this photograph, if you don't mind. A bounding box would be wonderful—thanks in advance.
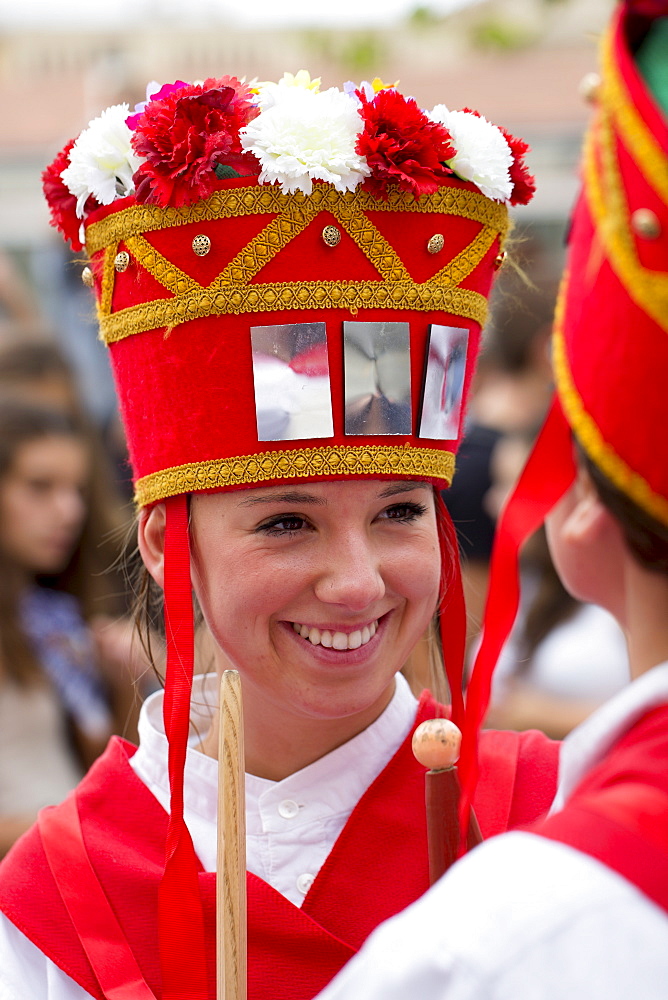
[582,449,668,577]
[0,399,124,685]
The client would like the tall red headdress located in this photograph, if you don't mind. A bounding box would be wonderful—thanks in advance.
[462,0,668,840]
[44,73,535,995]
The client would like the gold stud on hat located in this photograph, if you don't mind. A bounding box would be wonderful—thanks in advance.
[427,234,445,255]
[494,249,507,270]
[322,225,341,247]
[114,251,130,273]
[192,234,212,256]
[81,266,94,287]
[631,208,661,240]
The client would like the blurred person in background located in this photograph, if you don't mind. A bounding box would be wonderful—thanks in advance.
[0,399,138,856]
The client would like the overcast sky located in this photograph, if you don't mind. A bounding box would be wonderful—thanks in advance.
[0,0,479,29]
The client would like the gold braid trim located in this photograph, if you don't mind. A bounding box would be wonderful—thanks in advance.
[553,276,668,526]
[332,201,411,282]
[99,245,117,316]
[92,182,506,345]
[432,225,499,287]
[134,444,456,506]
[585,110,668,333]
[100,282,490,343]
[215,196,321,286]
[602,21,668,205]
[85,183,508,255]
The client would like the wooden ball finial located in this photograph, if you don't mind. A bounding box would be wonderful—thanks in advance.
[412,718,462,770]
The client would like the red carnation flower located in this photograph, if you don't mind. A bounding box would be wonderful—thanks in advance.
[356,88,457,199]
[498,126,535,206]
[42,140,100,251]
[461,108,535,206]
[131,76,261,207]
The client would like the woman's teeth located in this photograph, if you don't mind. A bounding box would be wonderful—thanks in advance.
[292,620,378,650]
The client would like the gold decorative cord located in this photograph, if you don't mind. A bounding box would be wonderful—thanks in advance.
[602,22,668,206]
[134,444,456,506]
[86,184,508,346]
[583,26,668,335]
[552,279,668,527]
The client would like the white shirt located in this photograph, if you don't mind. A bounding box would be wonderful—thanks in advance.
[0,672,417,1000]
[316,662,668,1000]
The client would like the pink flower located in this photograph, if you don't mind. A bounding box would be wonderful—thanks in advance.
[355,88,456,199]
[130,77,261,207]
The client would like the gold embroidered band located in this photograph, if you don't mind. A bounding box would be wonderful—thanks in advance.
[89,182,508,346]
[134,444,456,506]
[86,184,508,254]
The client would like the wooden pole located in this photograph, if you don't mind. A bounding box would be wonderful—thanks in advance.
[217,670,247,1000]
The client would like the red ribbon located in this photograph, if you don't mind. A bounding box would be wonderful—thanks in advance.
[435,494,466,731]
[458,398,577,846]
[159,494,210,999]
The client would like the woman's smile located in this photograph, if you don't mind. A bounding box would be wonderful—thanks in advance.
[289,617,380,650]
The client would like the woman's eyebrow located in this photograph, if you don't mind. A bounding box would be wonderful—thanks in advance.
[237,491,327,507]
[377,482,432,498]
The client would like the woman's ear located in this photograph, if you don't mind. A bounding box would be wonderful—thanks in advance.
[561,464,612,547]
[137,504,167,589]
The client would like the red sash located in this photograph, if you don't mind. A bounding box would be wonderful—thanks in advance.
[0,692,558,999]
[530,703,668,914]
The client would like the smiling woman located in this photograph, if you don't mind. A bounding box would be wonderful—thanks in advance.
[0,72,557,1000]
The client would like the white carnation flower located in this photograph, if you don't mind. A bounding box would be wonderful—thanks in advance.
[61,104,142,216]
[240,85,369,196]
[430,105,513,203]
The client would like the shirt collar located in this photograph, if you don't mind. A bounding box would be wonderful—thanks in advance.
[132,671,418,828]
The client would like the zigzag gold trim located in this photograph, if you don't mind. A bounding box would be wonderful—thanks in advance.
[100,282,490,344]
[602,20,668,205]
[134,444,456,506]
[85,183,508,255]
[553,275,668,526]
[332,201,411,282]
[90,181,507,346]
[585,110,668,334]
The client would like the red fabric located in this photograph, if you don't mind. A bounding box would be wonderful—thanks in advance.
[86,175,502,494]
[0,692,558,1000]
[529,702,668,914]
[160,496,209,998]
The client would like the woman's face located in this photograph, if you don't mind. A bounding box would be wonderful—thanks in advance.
[189,479,440,745]
[0,435,88,575]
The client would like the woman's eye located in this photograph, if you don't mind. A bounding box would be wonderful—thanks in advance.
[381,501,428,523]
[257,515,310,536]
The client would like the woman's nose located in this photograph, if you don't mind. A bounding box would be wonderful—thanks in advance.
[313,534,385,611]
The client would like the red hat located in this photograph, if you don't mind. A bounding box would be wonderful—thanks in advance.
[44,72,535,996]
[462,0,668,842]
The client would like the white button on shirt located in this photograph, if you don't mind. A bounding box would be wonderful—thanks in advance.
[278,799,300,820]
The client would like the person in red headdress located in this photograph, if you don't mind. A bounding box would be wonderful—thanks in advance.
[0,74,557,999]
[315,4,668,998]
